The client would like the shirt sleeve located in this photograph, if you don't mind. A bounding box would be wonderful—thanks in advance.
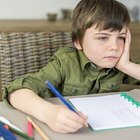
[2,56,64,107]
[123,74,140,85]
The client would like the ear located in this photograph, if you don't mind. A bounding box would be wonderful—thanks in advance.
[74,40,82,50]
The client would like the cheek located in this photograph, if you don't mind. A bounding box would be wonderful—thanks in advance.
[118,46,124,58]
[88,47,104,61]
[118,40,125,47]
[118,41,125,53]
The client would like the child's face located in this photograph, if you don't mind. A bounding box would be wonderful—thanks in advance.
[75,25,127,68]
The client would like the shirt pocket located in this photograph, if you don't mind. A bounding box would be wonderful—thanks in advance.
[62,85,89,96]
[100,80,122,92]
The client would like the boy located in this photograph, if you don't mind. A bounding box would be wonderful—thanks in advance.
[3,0,140,133]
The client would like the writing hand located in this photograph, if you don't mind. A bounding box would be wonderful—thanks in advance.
[44,104,88,133]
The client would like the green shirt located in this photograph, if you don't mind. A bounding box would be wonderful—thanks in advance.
[3,46,140,104]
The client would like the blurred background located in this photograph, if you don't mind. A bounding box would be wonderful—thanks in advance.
[0,0,139,21]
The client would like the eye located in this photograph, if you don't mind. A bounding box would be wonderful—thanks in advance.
[97,37,108,41]
[118,37,126,42]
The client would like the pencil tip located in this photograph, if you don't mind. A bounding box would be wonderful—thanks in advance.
[27,116,31,121]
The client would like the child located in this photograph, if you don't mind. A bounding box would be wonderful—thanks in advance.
[3,0,140,133]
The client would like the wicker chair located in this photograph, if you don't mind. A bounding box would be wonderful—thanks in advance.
[0,32,73,93]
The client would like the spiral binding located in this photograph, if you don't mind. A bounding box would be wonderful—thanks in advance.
[120,92,140,108]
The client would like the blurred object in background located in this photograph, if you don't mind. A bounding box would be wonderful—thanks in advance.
[130,6,140,22]
[47,13,57,22]
[61,9,72,21]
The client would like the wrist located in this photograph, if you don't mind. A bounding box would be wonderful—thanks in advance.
[117,61,131,72]
[38,101,55,124]
[119,61,133,74]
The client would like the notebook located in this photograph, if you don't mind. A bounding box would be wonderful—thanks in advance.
[69,92,140,131]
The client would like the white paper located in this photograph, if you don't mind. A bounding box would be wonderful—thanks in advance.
[69,94,140,131]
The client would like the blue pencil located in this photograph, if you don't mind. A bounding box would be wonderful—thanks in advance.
[45,81,76,113]
[0,122,17,140]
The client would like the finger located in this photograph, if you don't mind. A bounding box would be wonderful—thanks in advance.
[58,107,88,127]
[67,111,87,125]
[55,116,84,133]
[76,110,88,119]
[49,118,82,133]
[55,109,85,129]
[76,110,89,127]
[58,125,80,133]
[52,123,75,134]
[62,115,84,129]
[124,28,131,52]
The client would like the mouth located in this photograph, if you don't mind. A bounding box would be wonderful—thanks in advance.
[104,56,118,60]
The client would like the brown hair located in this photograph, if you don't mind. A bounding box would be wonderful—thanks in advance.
[71,0,130,45]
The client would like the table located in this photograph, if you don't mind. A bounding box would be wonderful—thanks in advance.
[0,89,140,140]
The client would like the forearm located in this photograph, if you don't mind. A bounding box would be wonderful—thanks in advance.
[9,89,54,123]
[119,62,140,80]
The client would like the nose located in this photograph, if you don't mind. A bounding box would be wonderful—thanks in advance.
[109,39,118,51]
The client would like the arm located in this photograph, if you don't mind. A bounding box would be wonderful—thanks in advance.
[9,88,87,133]
[116,29,140,80]
[120,62,140,80]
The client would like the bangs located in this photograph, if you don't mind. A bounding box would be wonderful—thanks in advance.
[95,16,129,32]
[89,0,130,31]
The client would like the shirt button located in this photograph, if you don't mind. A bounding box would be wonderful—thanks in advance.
[72,89,78,94]
[108,83,115,88]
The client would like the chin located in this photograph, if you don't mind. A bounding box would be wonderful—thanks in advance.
[99,63,116,69]
[105,66,115,68]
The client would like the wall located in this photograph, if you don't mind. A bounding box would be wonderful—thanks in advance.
[0,0,139,20]
[0,0,80,20]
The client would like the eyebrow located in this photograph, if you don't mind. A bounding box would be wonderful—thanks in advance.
[119,33,126,35]
[94,32,126,36]
[94,33,111,35]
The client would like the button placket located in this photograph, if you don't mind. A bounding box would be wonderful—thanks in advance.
[72,88,78,94]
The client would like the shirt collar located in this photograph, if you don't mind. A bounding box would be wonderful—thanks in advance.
[77,50,95,71]
[105,67,116,74]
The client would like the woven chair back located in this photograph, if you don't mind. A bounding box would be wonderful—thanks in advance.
[0,32,72,91]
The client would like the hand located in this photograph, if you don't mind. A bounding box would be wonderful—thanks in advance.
[115,29,131,70]
[44,104,88,133]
